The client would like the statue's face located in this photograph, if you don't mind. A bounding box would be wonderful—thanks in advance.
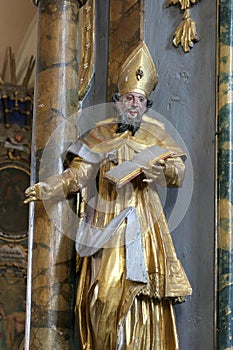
[116,92,147,123]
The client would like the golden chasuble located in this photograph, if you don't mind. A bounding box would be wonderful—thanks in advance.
[71,117,191,350]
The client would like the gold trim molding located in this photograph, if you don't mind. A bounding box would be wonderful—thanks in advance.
[78,0,95,101]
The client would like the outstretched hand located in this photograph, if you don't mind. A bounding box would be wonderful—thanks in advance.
[24,184,41,203]
[24,182,54,203]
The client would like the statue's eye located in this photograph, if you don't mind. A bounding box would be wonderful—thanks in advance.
[126,95,133,101]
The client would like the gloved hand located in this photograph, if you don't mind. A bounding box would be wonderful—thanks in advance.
[24,182,57,203]
[142,159,166,184]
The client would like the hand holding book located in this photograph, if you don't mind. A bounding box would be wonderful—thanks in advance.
[104,145,183,188]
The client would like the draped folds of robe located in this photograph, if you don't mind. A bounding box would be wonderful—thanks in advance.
[61,115,192,350]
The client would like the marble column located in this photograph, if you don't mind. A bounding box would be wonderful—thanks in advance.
[217,0,233,348]
[26,0,86,349]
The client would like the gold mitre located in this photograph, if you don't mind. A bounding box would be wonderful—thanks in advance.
[118,41,158,98]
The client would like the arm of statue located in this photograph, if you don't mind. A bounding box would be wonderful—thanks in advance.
[143,156,185,187]
[24,170,77,203]
[24,157,97,203]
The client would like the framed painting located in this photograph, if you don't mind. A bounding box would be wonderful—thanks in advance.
[0,160,30,241]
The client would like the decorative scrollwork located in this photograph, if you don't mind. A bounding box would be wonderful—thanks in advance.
[166,0,199,52]
[166,0,199,10]
[173,10,198,52]
[78,0,95,100]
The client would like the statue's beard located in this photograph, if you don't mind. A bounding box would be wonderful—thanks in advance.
[116,109,144,136]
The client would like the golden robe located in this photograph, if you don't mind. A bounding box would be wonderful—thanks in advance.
[62,116,192,350]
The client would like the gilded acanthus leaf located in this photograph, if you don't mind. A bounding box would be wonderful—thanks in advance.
[166,0,199,10]
[173,10,198,52]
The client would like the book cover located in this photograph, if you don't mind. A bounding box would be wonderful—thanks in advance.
[104,145,178,188]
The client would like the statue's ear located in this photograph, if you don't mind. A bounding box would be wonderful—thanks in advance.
[147,99,153,108]
[112,92,121,103]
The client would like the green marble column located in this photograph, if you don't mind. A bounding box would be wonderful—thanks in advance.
[217,0,233,348]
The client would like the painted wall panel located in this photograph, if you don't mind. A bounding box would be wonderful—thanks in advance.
[145,1,216,349]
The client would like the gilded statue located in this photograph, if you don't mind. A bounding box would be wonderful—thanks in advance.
[25,41,192,350]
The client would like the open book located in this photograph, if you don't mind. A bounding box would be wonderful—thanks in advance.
[104,145,179,188]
